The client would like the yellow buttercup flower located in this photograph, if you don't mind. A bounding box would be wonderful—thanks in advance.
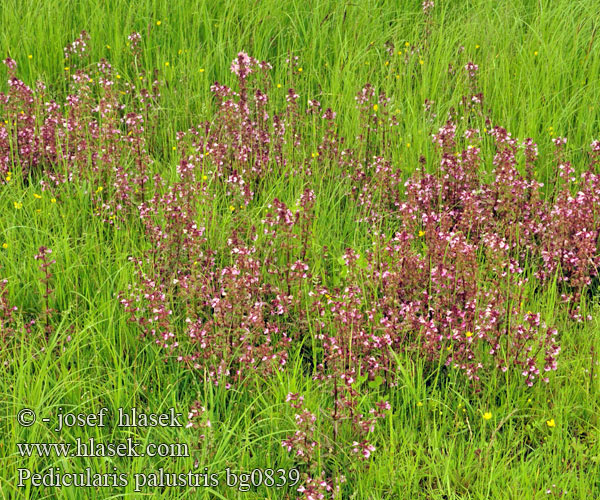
[50,198,56,203]
[373,104,378,112]
[156,20,162,26]
[229,205,235,211]
[546,419,555,428]
[2,243,7,249]
[28,54,33,59]
[13,201,23,209]
[465,331,473,338]
[33,193,42,199]
[483,412,492,420]
[417,401,423,407]
[418,230,425,237]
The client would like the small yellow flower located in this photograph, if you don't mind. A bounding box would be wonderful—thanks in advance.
[50,198,56,203]
[172,146,176,150]
[384,61,389,66]
[202,175,207,181]
[483,411,492,420]
[229,205,235,211]
[298,67,303,72]
[165,62,170,67]
[418,230,425,237]
[546,418,555,428]
[13,201,23,209]
[397,50,402,55]
[33,193,42,199]
[2,243,7,249]
[178,49,183,55]
[373,104,378,112]
[534,51,538,56]
[465,331,473,338]
[417,401,423,407]
[406,143,411,148]
[64,67,70,71]
[276,83,282,88]
[419,59,424,65]
[475,44,480,49]
[199,68,205,73]
[405,41,410,47]
[89,79,94,83]
[116,74,121,79]
[95,186,103,193]
[28,54,33,59]
[106,45,111,49]
[156,20,162,26]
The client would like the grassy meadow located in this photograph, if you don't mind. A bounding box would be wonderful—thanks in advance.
[0,0,599,498]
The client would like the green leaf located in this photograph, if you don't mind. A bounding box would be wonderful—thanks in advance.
[368,375,383,388]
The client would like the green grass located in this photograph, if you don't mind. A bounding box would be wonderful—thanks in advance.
[1,0,599,498]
